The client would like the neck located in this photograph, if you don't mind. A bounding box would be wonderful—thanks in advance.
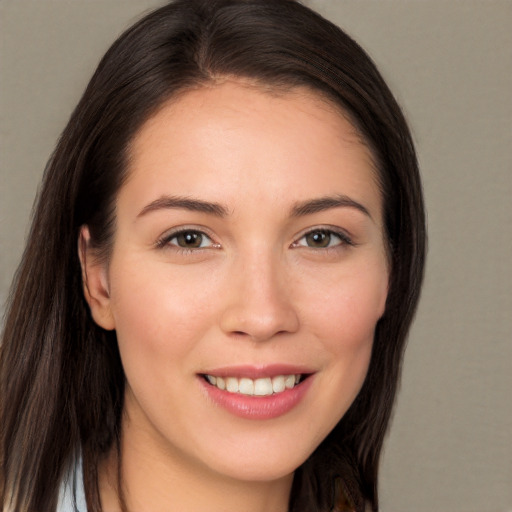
[98,410,294,512]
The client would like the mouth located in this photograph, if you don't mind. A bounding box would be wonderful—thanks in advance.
[201,373,308,397]
[199,367,315,419]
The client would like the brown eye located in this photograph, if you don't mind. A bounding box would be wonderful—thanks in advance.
[175,231,203,248]
[305,230,332,248]
[294,229,351,249]
[169,230,213,249]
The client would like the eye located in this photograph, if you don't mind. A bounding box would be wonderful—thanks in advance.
[159,229,216,250]
[294,228,351,249]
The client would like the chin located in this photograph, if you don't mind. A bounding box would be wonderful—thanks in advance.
[196,435,318,483]
[211,456,302,483]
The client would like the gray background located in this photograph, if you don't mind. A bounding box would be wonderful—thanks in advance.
[1,1,511,511]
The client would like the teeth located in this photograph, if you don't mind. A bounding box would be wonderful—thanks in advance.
[205,374,302,396]
[239,378,254,395]
[285,375,296,389]
[254,377,272,396]
[225,377,239,393]
[272,375,285,393]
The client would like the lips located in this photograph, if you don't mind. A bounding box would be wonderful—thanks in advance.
[199,365,314,419]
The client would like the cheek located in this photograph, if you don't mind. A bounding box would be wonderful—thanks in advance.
[107,257,220,363]
[301,264,388,416]
[286,268,387,448]
[304,266,387,351]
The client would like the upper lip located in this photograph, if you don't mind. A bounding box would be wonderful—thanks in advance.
[200,364,315,380]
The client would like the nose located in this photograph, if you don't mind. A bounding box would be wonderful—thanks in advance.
[219,253,300,342]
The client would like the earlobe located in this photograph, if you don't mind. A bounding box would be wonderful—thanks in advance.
[78,226,115,331]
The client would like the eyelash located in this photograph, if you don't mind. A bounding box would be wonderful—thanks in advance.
[292,227,354,250]
[155,227,354,253]
[155,228,219,253]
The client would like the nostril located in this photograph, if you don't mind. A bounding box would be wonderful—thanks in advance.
[229,329,291,341]
[229,331,251,338]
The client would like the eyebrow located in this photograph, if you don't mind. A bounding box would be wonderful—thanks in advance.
[136,193,371,220]
[137,196,229,218]
[291,195,372,219]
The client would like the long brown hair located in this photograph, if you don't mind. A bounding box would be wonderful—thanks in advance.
[0,1,426,511]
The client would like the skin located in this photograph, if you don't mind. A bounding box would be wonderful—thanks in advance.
[81,80,389,512]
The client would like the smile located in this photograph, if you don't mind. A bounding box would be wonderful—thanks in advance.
[204,374,302,396]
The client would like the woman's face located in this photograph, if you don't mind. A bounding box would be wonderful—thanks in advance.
[84,81,389,483]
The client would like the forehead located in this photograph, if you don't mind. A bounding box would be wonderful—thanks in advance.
[123,80,382,221]
[131,80,374,158]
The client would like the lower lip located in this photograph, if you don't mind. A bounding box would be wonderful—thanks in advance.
[199,376,313,420]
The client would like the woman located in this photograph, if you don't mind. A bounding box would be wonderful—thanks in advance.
[0,1,426,511]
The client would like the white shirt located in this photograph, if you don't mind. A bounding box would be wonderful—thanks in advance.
[57,459,87,512]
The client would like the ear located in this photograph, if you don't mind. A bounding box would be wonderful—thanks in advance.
[78,226,115,330]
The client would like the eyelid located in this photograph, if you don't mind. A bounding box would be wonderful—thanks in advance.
[291,226,354,248]
[155,225,220,250]
[155,224,354,250]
